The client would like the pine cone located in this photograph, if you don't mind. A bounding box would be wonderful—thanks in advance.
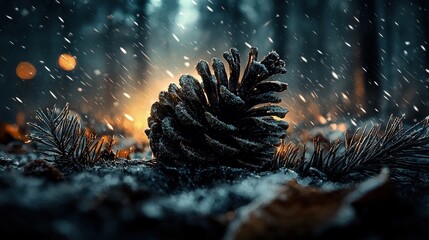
[146,47,289,170]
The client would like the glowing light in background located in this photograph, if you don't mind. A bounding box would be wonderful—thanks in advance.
[16,61,36,80]
[58,53,77,71]
[118,68,200,143]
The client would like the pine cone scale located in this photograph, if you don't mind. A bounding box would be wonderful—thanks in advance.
[255,81,288,93]
[212,58,229,88]
[196,61,219,110]
[219,86,245,110]
[247,105,289,118]
[179,75,207,106]
[174,103,204,128]
[239,62,268,96]
[204,112,237,132]
[159,91,180,107]
[205,134,240,156]
[223,49,240,93]
[245,93,282,107]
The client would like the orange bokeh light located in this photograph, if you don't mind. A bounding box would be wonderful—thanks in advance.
[58,53,77,71]
[16,61,36,80]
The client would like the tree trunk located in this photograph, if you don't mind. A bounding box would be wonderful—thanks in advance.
[359,0,381,117]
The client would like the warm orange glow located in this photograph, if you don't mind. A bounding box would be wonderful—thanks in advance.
[4,124,28,142]
[117,148,132,159]
[317,115,328,124]
[16,61,36,80]
[119,69,200,143]
[58,53,77,71]
[330,123,348,132]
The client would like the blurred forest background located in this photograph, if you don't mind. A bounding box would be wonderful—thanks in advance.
[0,0,428,141]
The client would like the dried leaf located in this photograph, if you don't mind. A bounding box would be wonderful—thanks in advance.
[225,169,391,240]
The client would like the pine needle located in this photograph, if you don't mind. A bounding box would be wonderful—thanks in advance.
[274,116,429,181]
[28,104,104,172]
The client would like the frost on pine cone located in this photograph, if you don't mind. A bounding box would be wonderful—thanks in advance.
[145,47,289,170]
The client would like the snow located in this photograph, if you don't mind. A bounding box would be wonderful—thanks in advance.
[141,170,298,216]
[49,91,57,99]
[172,33,180,42]
[123,92,131,99]
[384,90,392,97]
[166,70,174,78]
[124,113,135,121]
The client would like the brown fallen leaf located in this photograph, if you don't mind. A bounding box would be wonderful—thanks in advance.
[225,169,390,240]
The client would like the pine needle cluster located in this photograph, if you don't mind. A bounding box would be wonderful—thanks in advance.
[275,116,429,181]
[28,104,104,172]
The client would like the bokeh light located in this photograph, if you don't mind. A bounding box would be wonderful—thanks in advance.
[16,61,36,80]
[58,53,77,71]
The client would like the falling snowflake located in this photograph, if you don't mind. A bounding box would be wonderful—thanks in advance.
[123,93,131,99]
[49,91,57,99]
[172,33,180,42]
[124,114,135,121]
[166,70,174,78]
